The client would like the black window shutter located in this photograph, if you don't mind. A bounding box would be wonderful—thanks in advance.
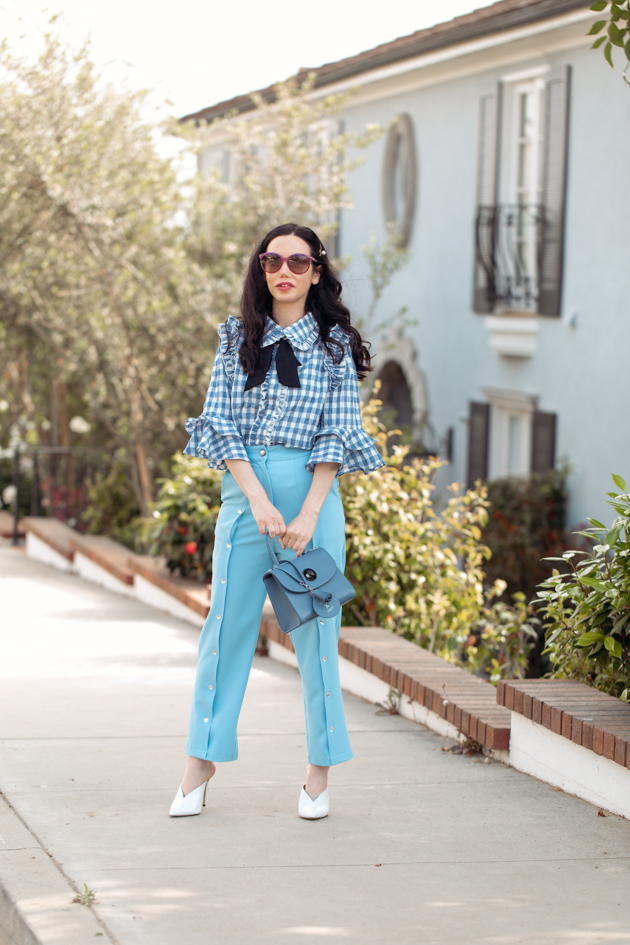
[531,412,556,474]
[473,86,501,314]
[467,402,490,487]
[539,66,571,317]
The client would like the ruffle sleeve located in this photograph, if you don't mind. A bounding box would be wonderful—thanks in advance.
[183,414,248,469]
[308,333,385,476]
[307,425,384,476]
[217,313,242,380]
[183,317,248,470]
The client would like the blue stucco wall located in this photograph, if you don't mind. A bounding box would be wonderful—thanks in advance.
[339,43,630,528]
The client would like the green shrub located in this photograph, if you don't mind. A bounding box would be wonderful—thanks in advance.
[483,468,568,603]
[141,454,222,582]
[466,590,539,683]
[341,396,538,681]
[536,473,630,701]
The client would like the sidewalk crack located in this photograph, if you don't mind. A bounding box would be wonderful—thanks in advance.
[0,792,121,945]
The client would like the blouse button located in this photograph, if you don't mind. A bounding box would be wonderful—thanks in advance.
[204,718,209,723]
[322,656,327,662]
[226,543,231,549]
[259,449,266,456]
[221,578,226,584]
[329,726,334,732]
[208,684,214,690]
[212,650,217,655]
[320,619,325,625]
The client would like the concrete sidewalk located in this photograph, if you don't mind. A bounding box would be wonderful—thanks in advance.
[1,544,629,945]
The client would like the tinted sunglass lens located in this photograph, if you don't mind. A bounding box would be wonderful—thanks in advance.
[262,254,282,272]
[288,255,310,274]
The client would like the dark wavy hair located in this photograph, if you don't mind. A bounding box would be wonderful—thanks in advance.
[239,223,372,380]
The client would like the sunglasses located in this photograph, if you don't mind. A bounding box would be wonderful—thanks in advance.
[259,252,318,275]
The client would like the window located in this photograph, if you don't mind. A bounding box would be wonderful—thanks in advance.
[382,114,417,248]
[505,79,545,209]
[503,79,545,301]
[487,396,534,480]
[473,67,571,317]
[466,392,556,486]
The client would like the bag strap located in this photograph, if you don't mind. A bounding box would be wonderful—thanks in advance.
[266,530,312,581]
[265,528,280,567]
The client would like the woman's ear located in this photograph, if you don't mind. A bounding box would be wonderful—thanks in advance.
[311,266,322,286]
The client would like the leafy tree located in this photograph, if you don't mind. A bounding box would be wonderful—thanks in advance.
[588,1,630,74]
[0,28,383,520]
[0,26,212,514]
[177,75,382,324]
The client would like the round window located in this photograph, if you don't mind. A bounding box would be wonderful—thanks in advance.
[382,114,417,248]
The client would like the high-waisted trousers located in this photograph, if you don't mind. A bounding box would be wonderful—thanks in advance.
[186,444,353,767]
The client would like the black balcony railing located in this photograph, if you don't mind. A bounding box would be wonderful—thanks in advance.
[475,203,544,312]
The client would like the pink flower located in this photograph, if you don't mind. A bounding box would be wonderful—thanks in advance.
[185,541,197,555]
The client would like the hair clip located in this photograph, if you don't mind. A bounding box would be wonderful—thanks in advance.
[320,249,327,257]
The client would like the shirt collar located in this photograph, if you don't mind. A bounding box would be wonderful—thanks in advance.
[261,312,319,351]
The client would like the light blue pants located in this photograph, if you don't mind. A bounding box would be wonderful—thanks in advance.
[186,444,353,766]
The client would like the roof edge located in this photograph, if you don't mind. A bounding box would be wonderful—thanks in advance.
[180,0,590,124]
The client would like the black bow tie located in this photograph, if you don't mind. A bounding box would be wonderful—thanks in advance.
[244,337,302,391]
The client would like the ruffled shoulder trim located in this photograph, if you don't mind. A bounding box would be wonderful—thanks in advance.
[320,326,351,390]
[217,315,243,379]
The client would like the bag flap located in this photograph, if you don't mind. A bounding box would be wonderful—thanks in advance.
[286,547,338,588]
[265,547,339,592]
[267,568,309,594]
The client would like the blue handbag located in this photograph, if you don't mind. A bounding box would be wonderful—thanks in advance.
[263,530,356,633]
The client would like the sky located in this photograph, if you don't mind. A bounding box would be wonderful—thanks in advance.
[1,0,497,119]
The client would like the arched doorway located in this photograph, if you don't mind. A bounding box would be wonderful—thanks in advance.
[376,361,414,436]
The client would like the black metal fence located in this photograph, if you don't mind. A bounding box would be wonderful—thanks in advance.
[6,446,110,545]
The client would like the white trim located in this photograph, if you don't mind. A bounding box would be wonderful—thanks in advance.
[501,64,551,83]
[73,552,136,599]
[309,10,595,102]
[509,713,630,820]
[483,316,540,358]
[267,639,299,669]
[481,387,538,412]
[134,574,207,628]
[25,532,74,573]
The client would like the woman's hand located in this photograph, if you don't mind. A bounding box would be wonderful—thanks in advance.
[281,462,340,557]
[250,493,286,539]
[281,508,319,557]
[225,459,285,538]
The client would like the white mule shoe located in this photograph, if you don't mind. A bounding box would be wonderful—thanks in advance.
[298,785,329,820]
[169,780,209,817]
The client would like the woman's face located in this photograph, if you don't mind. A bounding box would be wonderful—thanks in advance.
[263,234,320,310]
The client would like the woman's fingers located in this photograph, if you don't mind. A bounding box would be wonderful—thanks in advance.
[282,529,308,556]
[259,515,286,538]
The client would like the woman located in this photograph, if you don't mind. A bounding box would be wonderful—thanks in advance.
[170,223,383,821]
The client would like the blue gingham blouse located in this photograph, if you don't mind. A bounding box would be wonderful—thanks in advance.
[184,312,384,476]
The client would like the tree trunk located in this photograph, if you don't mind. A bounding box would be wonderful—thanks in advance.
[128,388,153,516]
[134,440,153,517]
